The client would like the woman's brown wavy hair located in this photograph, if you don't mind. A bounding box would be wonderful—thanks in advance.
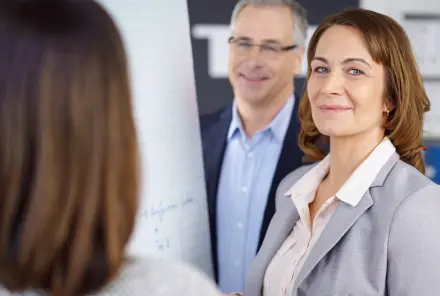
[299,8,430,173]
[0,1,138,296]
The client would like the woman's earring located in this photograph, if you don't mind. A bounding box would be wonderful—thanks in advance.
[386,110,390,116]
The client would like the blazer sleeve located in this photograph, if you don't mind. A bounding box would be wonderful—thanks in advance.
[387,183,440,295]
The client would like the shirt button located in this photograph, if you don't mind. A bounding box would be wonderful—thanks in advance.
[241,186,248,193]
[237,222,243,229]
[248,152,254,158]
[234,260,240,267]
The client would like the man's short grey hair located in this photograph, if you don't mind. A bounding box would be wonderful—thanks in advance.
[230,0,309,47]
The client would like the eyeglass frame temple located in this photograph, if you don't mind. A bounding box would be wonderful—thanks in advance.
[228,36,297,52]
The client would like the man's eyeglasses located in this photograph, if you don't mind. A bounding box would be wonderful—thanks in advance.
[228,36,297,60]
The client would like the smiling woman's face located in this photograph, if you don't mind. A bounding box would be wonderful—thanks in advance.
[307,25,389,138]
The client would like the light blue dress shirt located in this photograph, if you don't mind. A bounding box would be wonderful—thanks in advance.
[216,96,294,293]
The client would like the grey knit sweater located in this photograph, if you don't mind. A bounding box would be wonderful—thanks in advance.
[0,257,221,296]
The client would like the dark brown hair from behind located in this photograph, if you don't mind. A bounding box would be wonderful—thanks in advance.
[298,8,430,173]
[0,1,138,295]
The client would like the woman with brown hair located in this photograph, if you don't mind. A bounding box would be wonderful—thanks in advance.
[0,1,220,295]
[243,8,440,296]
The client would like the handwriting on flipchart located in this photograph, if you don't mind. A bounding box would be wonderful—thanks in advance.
[137,195,196,252]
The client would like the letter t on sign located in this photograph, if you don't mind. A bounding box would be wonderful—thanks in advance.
[192,24,230,79]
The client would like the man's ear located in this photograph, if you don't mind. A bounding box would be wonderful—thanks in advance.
[292,47,305,76]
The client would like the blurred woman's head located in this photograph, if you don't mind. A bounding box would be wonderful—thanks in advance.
[299,8,430,173]
[0,1,138,295]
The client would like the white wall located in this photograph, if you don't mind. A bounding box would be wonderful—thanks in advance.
[361,0,440,139]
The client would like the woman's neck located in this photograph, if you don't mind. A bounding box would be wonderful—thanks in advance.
[326,129,385,191]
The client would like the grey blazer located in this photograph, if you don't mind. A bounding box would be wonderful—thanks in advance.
[245,153,440,296]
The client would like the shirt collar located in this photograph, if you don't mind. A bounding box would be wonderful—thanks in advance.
[285,137,396,207]
[336,137,396,206]
[285,154,330,202]
[227,100,244,140]
[227,95,294,142]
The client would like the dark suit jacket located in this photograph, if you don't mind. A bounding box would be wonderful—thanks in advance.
[200,96,305,281]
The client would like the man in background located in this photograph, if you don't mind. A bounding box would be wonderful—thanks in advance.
[200,0,309,293]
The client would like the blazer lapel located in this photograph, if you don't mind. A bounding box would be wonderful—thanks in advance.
[204,109,230,218]
[293,191,374,290]
[202,107,231,280]
[246,197,300,296]
[258,94,304,248]
[293,153,400,290]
